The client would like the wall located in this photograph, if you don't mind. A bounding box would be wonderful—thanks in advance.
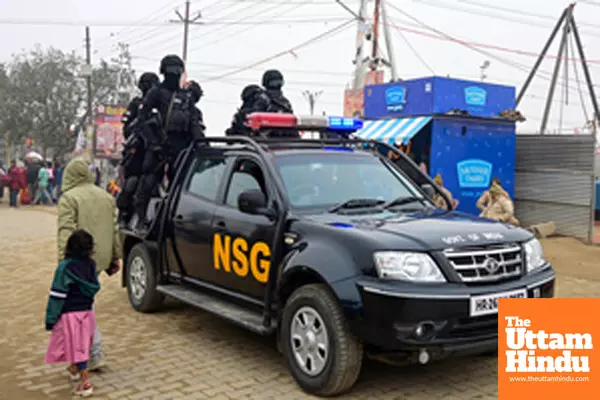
[429,117,516,216]
[514,134,596,242]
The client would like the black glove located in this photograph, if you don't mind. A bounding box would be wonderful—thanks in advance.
[46,322,54,331]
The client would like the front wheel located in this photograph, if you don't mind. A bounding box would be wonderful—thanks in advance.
[126,243,164,313]
[281,284,363,397]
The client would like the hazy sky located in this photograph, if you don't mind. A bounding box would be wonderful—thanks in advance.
[0,0,599,136]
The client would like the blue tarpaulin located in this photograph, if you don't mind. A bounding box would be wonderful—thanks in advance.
[353,116,432,145]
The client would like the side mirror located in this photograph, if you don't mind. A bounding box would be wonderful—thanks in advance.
[238,189,275,218]
[421,183,436,199]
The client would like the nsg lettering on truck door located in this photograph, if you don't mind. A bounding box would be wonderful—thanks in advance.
[213,234,271,283]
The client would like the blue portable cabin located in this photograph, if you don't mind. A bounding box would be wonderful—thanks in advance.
[354,76,517,216]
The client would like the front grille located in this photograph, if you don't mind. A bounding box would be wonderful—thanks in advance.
[444,244,523,283]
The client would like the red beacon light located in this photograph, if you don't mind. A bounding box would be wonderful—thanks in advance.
[246,113,298,131]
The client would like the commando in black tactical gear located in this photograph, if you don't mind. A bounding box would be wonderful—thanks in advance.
[118,72,160,227]
[226,84,264,136]
[133,55,203,231]
[122,72,160,137]
[253,69,298,138]
[184,80,205,131]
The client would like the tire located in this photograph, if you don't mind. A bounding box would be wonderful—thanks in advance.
[126,243,164,313]
[281,284,363,397]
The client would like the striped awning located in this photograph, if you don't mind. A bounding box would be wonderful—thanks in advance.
[352,116,432,145]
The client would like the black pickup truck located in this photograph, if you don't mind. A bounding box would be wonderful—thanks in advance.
[120,114,555,397]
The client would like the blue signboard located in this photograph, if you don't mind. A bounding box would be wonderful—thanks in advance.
[364,76,515,120]
[364,77,434,119]
[385,86,408,112]
[456,159,493,188]
[429,118,516,216]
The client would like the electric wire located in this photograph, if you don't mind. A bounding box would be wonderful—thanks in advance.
[202,19,355,82]
[579,0,600,8]
[95,0,228,55]
[454,0,600,31]
[388,16,436,75]
[384,19,600,65]
[187,0,303,52]
[199,1,319,49]
[387,3,598,95]
[409,0,600,39]
[93,0,182,50]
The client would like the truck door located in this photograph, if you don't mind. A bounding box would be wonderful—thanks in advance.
[170,154,228,282]
[211,156,277,300]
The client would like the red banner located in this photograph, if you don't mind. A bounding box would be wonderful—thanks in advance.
[94,104,127,158]
[344,89,364,118]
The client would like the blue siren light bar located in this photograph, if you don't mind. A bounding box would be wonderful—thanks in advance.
[327,116,363,131]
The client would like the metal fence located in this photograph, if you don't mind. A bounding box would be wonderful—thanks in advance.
[514,134,596,242]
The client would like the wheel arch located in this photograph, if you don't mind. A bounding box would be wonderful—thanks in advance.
[277,266,332,308]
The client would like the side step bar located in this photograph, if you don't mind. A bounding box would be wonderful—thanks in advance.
[156,284,276,336]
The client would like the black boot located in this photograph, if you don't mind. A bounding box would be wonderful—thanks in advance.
[133,205,149,233]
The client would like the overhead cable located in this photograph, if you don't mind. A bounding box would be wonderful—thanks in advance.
[202,19,355,81]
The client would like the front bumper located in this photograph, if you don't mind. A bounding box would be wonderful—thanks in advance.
[350,266,555,361]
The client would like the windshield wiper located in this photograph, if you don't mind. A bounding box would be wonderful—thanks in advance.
[383,196,426,210]
[329,198,385,213]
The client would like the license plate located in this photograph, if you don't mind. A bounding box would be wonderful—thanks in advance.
[469,288,527,317]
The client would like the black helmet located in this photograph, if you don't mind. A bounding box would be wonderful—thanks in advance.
[186,80,203,103]
[159,54,185,76]
[241,84,263,102]
[262,69,284,90]
[137,72,159,94]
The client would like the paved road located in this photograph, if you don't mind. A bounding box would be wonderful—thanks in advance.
[1,205,599,400]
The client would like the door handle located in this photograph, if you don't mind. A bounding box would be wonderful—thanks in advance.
[216,220,226,229]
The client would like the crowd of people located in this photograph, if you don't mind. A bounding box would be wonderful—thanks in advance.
[0,159,63,207]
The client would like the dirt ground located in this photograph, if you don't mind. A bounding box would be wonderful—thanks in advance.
[0,202,598,400]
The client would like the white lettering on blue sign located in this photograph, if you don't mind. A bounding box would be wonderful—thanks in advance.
[464,86,487,106]
[457,159,493,189]
[385,86,407,112]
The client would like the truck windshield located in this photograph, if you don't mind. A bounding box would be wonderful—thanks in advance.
[275,152,425,210]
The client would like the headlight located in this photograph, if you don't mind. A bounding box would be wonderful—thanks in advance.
[524,238,546,273]
[373,252,446,282]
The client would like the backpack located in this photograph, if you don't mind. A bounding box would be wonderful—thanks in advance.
[0,173,10,187]
[164,90,194,136]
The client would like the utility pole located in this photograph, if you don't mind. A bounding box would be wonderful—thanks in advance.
[380,0,398,81]
[170,1,203,64]
[349,0,368,90]
[371,0,382,71]
[518,3,600,134]
[85,26,94,161]
[303,90,323,115]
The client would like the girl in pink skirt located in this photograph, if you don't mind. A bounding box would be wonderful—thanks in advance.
[45,229,100,397]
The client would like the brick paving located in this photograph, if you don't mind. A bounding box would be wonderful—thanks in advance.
[0,204,599,399]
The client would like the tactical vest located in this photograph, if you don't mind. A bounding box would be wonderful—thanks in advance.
[164,90,193,136]
[265,91,293,114]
